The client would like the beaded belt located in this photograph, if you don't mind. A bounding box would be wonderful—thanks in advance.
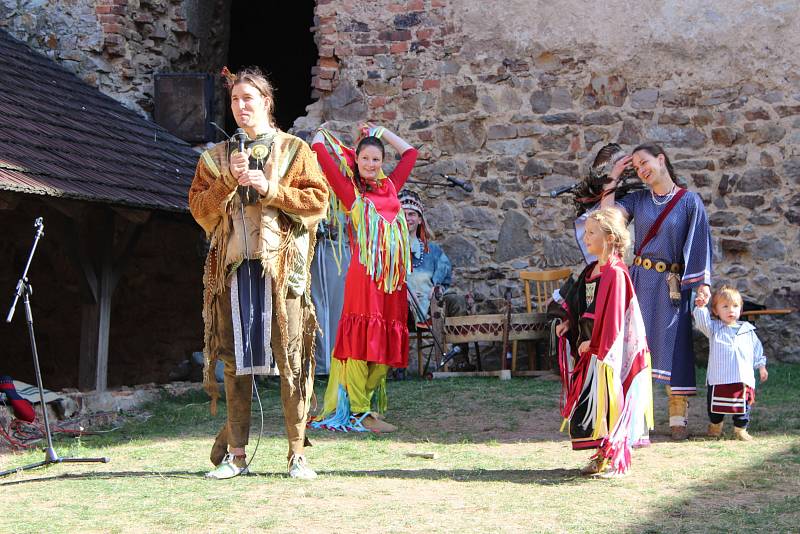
[632,256,683,274]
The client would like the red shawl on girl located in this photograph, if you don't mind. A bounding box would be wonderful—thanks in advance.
[560,256,654,474]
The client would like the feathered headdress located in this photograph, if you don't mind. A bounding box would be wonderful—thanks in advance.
[220,66,237,89]
[573,143,644,216]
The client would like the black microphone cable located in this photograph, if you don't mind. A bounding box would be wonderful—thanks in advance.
[232,130,265,477]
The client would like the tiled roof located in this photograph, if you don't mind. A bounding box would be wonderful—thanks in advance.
[0,29,198,212]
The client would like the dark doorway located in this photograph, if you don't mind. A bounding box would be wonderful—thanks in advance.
[227,1,318,132]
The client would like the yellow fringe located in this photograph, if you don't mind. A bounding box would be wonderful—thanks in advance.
[592,361,609,440]
[605,364,620,434]
[644,351,655,429]
[560,418,569,433]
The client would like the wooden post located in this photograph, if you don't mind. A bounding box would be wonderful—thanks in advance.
[74,209,113,391]
[501,289,512,371]
[95,216,114,392]
[69,207,144,391]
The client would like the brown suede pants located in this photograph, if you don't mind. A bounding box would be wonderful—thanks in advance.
[211,286,309,460]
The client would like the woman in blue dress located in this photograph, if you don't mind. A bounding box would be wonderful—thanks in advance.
[601,143,711,440]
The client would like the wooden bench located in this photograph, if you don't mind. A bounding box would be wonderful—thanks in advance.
[742,308,794,322]
[430,312,549,379]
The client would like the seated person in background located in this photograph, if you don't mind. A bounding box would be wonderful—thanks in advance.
[399,190,472,370]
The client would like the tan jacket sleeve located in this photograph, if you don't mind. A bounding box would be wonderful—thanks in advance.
[262,142,329,224]
[188,152,237,236]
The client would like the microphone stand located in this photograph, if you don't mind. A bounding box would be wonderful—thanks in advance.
[407,173,474,193]
[1,218,109,478]
[408,288,462,377]
[405,173,463,188]
[404,179,453,188]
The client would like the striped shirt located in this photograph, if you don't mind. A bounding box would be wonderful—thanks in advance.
[693,306,765,388]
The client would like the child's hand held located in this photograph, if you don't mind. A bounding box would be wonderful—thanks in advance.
[555,320,569,338]
[695,285,711,307]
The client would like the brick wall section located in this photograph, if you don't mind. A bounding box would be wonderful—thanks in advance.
[311,3,338,93]
[311,0,448,100]
[96,0,127,57]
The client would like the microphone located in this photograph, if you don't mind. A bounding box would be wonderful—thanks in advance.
[443,174,474,193]
[439,345,462,368]
[233,128,256,204]
[549,183,579,198]
[235,127,246,154]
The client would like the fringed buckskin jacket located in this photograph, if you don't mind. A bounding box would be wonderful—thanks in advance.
[188,132,329,413]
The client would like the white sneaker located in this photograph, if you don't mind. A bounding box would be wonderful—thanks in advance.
[288,454,317,480]
[205,453,249,479]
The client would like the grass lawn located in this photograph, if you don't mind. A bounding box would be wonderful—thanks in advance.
[1,364,798,533]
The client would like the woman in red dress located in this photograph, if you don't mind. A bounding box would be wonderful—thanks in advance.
[310,123,417,432]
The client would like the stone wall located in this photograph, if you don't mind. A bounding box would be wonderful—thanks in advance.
[304,0,800,362]
[3,0,800,363]
[0,0,230,115]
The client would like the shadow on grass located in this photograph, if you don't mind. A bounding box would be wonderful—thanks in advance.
[63,377,569,446]
[632,364,800,533]
[318,466,580,485]
[633,440,800,533]
[37,364,800,450]
[0,467,583,487]
[0,470,207,486]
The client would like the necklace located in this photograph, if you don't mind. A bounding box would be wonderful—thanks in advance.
[651,184,677,206]
[411,239,425,268]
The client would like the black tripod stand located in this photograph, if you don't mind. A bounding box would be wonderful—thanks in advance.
[408,289,463,377]
[0,217,109,477]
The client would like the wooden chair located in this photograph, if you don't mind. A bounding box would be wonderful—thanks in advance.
[412,294,445,376]
[512,267,573,373]
[414,322,434,376]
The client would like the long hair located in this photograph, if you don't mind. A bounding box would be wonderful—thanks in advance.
[632,143,678,183]
[222,66,276,127]
[353,136,385,194]
[587,207,631,258]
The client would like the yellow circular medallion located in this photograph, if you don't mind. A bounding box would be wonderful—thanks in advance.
[251,143,269,160]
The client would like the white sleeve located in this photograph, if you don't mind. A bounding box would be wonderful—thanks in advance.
[692,306,713,338]
[752,334,766,368]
